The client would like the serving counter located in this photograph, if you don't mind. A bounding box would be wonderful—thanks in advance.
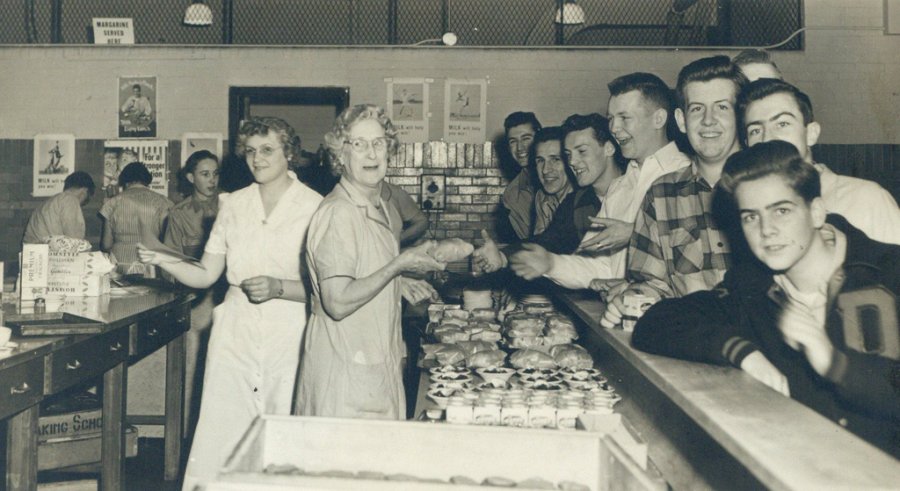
[553,290,900,490]
[1,286,193,490]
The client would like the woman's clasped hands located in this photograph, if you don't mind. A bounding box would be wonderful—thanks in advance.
[240,276,283,304]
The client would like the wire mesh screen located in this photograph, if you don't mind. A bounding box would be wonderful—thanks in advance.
[1,0,803,49]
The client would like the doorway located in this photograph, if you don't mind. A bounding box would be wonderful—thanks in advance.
[225,86,350,193]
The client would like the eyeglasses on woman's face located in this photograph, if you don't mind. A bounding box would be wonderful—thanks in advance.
[344,137,389,154]
[244,144,279,160]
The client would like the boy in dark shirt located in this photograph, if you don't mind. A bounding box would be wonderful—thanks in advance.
[632,140,900,457]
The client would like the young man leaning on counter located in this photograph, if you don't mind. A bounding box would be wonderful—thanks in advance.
[600,56,747,327]
[630,140,900,458]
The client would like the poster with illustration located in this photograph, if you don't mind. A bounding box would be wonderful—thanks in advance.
[103,140,169,198]
[180,133,223,167]
[118,76,157,138]
[33,134,75,197]
[444,78,487,143]
[387,78,430,142]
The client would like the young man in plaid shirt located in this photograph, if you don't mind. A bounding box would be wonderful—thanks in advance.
[601,56,747,328]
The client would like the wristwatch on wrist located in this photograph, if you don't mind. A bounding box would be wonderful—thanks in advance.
[276,280,284,298]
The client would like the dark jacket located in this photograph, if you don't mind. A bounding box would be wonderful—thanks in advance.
[632,215,900,457]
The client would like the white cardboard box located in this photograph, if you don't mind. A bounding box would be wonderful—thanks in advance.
[206,415,666,491]
[46,274,111,297]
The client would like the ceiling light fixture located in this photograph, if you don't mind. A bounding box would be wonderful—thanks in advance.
[183,0,213,27]
[554,0,585,25]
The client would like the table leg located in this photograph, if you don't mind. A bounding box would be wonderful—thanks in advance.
[5,405,38,491]
[101,361,126,491]
[164,332,186,481]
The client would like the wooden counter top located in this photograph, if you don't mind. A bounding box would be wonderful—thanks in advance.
[555,291,900,490]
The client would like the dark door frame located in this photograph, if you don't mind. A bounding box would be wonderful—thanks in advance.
[228,86,350,150]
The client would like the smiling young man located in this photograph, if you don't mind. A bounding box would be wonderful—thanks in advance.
[600,56,747,327]
[498,111,542,241]
[510,73,690,289]
[531,126,574,236]
[631,140,900,457]
[739,78,900,245]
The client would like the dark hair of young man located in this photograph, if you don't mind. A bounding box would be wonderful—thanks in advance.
[118,161,153,187]
[63,171,96,195]
[732,49,781,73]
[737,78,815,127]
[528,126,565,165]
[720,140,821,203]
[675,55,748,111]
[561,113,625,170]
[503,111,542,135]
[607,72,674,114]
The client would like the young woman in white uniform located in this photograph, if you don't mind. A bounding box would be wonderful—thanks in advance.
[139,117,322,490]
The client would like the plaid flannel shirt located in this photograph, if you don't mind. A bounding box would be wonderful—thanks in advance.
[627,162,732,298]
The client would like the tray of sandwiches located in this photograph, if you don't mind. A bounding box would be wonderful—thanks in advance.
[419,300,620,429]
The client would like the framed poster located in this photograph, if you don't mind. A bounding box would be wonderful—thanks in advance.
[444,78,487,143]
[386,78,430,142]
[33,134,75,197]
[118,76,157,138]
[103,140,169,198]
[181,133,223,167]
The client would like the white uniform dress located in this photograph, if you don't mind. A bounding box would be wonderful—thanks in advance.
[295,179,406,420]
[181,177,322,491]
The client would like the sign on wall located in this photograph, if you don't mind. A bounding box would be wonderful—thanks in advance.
[386,78,431,143]
[92,18,134,45]
[444,78,487,143]
[180,133,223,167]
[118,76,157,138]
[33,134,75,197]
[103,140,169,198]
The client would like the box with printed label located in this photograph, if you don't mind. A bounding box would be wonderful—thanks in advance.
[48,252,115,276]
[47,274,111,297]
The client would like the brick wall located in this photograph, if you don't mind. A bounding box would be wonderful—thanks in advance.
[387,142,506,241]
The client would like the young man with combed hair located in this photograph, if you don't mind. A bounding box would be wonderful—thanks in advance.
[631,140,900,457]
[739,78,900,245]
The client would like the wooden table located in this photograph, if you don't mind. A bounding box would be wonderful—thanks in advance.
[554,291,900,490]
[2,287,193,491]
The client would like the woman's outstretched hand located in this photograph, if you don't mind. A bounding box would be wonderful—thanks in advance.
[394,241,446,275]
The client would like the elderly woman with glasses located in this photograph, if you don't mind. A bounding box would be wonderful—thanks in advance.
[138,117,323,490]
[295,104,444,420]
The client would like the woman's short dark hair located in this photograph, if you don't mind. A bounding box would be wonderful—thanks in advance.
[720,140,820,203]
[234,116,302,165]
[118,161,153,187]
